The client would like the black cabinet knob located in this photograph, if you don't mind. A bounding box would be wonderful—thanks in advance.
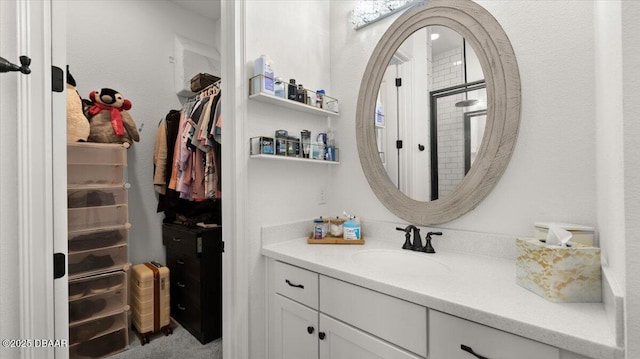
[307,326,314,334]
[318,332,326,340]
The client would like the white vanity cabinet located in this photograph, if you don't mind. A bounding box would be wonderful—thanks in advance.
[268,259,600,359]
[269,260,423,359]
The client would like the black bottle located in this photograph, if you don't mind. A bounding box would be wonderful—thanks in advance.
[296,84,306,103]
[288,79,298,101]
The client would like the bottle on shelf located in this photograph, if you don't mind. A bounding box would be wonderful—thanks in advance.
[253,54,274,95]
[288,79,298,101]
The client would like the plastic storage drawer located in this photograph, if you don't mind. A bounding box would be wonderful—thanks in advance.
[69,271,126,301]
[68,187,128,209]
[69,309,127,346]
[69,327,128,359]
[69,283,127,324]
[67,163,126,187]
[67,205,128,232]
[67,143,127,166]
[68,226,128,253]
[68,244,128,279]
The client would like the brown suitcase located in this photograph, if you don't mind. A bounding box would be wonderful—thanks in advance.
[130,262,172,344]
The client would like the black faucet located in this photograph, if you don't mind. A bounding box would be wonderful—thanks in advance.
[396,226,442,253]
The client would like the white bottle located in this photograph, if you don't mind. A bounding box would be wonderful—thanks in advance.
[253,55,274,95]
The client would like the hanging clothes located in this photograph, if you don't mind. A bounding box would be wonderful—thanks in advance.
[154,82,222,225]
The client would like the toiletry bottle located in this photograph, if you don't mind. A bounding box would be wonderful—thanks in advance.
[288,79,298,101]
[326,130,335,161]
[253,55,274,95]
[343,218,361,240]
[301,130,311,158]
[313,218,325,239]
[296,84,306,103]
[274,77,285,98]
[316,89,325,108]
[275,130,288,156]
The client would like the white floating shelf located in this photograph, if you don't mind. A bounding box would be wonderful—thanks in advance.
[249,92,340,117]
[250,154,340,165]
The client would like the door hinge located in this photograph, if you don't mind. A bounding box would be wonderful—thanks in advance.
[395,78,402,87]
[221,241,225,253]
[396,140,403,149]
[52,66,63,92]
[53,253,66,279]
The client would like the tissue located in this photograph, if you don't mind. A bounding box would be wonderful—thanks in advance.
[545,224,572,247]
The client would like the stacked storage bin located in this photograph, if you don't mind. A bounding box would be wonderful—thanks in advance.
[67,143,130,358]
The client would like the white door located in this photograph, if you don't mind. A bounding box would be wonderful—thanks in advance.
[0,0,68,358]
[273,294,319,359]
[318,314,422,359]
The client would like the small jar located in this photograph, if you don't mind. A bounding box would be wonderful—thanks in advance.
[329,217,344,237]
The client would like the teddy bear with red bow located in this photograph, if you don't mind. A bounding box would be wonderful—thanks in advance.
[85,88,140,147]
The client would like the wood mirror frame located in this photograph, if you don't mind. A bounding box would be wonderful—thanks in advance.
[356,0,521,225]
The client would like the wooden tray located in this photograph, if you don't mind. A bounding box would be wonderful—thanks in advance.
[307,234,365,245]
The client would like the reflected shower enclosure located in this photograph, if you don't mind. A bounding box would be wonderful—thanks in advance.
[429,80,487,200]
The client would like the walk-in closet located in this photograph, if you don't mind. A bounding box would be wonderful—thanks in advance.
[63,1,223,358]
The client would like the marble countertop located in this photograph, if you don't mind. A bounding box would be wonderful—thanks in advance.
[261,236,623,359]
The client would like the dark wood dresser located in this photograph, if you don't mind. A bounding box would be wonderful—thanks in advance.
[162,223,222,344]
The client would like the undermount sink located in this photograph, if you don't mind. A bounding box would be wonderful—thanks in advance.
[351,249,451,275]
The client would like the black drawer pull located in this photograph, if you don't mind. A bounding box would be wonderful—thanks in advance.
[319,332,326,340]
[173,237,181,242]
[461,344,489,359]
[177,304,186,311]
[285,279,304,289]
[177,259,185,265]
[307,326,314,334]
[177,281,186,288]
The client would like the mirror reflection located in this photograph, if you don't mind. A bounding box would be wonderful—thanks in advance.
[375,25,487,201]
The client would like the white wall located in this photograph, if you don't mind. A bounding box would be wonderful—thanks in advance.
[67,0,219,265]
[244,1,331,357]
[621,1,640,357]
[330,0,596,236]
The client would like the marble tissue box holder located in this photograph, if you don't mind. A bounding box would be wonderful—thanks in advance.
[516,237,602,303]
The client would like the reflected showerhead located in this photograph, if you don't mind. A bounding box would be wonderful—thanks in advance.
[455,99,479,108]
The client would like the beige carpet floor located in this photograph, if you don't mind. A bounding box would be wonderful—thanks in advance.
[108,320,222,359]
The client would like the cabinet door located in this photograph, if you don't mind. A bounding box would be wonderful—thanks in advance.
[273,294,319,359]
[319,314,423,359]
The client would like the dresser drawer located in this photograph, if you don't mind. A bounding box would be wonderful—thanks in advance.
[320,275,427,357]
[171,272,202,305]
[167,252,201,279]
[428,310,559,359]
[163,225,201,255]
[274,261,319,309]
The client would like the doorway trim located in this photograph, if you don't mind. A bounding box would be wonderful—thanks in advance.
[221,1,250,358]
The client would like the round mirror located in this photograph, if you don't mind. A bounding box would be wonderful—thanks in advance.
[357,0,521,225]
[375,25,487,202]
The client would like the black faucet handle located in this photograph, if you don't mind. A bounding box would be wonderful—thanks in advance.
[397,226,414,250]
[422,231,442,253]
